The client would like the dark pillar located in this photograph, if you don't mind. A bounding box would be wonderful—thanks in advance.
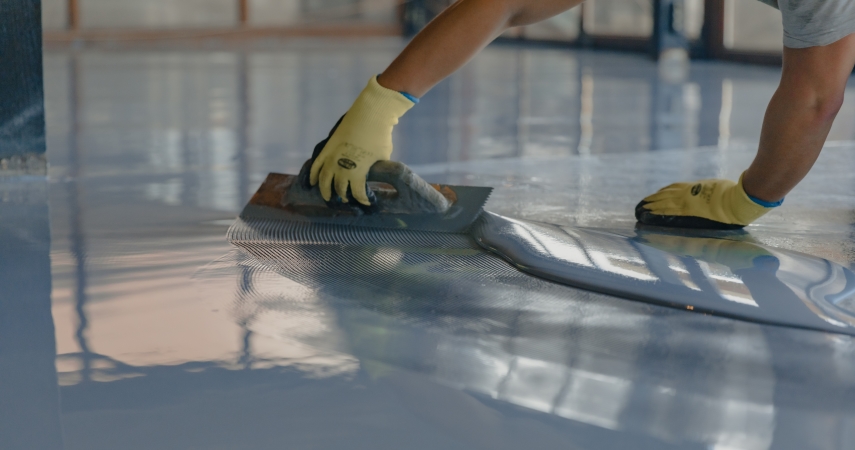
[0,2,62,448]
[238,0,249,27]
[701,0,726,60]
[0,0,47,173]
[652,0,690,59]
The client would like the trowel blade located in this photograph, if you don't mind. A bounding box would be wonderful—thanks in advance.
[239,173,492,234]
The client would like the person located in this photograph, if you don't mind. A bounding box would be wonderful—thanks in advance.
[308,0,855,229]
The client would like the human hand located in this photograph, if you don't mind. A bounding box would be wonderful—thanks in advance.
[635,173,774,229]
[310,76,415,205]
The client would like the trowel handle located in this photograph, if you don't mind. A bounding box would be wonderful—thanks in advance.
[367,161,451,214]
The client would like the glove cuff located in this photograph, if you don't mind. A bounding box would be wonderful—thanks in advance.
[730,172,774,225]
[351,76,416,126]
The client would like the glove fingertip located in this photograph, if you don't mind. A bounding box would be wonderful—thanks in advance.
[335,181,351,204]
[638,199,678,217]
[319,179,332,202]
[310,160,324,186]
[354,191,371,206]
[350,177,371,206]
[641,193,669,204]
[635,200,651,221]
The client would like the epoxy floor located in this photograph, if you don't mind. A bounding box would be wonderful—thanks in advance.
[8,38,855,449]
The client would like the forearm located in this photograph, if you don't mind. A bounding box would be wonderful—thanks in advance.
[637,36,855,229]
[743,34,855,202]
[378,0,581,97]
[742,87,838,202]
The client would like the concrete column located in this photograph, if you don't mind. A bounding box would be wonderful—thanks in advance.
[0,2,62,448]
[0,0,47,174]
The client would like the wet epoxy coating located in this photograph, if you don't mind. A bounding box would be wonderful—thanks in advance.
[236,196,855,336]
[6,38,855,449]
[474,212,855,335]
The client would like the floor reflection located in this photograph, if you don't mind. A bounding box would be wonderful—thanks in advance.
[217,216,855,449]
[39,39,855,449]
[0,178,64,450]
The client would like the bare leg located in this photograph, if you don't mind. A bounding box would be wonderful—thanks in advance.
[378,0,582,97]
[743,34,855,202]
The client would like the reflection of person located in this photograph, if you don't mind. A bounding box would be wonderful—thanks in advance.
[635,230,834,326]
[307,0,855,229]
[634,230,770,271]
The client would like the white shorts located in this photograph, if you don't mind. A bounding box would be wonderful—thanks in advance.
[758,0,855,48]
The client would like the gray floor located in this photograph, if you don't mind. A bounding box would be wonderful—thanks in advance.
[9,38,855,449]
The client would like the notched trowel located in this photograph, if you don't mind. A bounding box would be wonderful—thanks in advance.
[240,159,492,234]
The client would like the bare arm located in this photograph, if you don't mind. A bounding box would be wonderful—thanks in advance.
[637,34,855,229]
[378,0,583,97]
[743,34,855,202]
[309,0,580,204]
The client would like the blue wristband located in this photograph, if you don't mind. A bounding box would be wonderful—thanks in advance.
[399,91,419,104]
[375,74,419,104]
[747,193,784,208]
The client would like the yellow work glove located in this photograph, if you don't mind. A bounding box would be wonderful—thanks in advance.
[310,76,415,205]
[635,172,778,230]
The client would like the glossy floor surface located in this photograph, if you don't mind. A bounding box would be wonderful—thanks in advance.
[7,38,855,449]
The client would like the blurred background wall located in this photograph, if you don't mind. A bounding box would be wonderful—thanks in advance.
[41,0,400,32]
[41,0,786,62]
